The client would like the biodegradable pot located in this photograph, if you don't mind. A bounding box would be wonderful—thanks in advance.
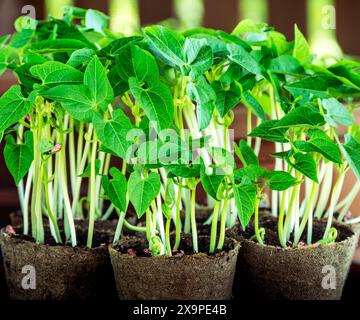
[0,221,117,300]
[109,236,240,300]
[234,216,358,300]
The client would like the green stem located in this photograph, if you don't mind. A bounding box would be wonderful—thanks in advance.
[165,218,172,256]
[146,208,151,241]
[86,133,98,248]
[190,187,198,252]
[294,180,317,246]
[123,219,146,233]
[217,198,229,250]
[278,189,288,248]
[254,197,263,244]
[113,209,125,243]
[209,201,220,254]
[282,184,300,247]
[173,182,182,250]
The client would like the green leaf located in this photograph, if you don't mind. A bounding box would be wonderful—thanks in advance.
[269,55,303,74]
[85,9,108,34]
[286,153,318,182]
[183,38,213,78]
[305,129,342,164]
[200,165,224,200]
[84,56,114,111]
[285,76,341,102]
[30,61,83,86]
[212,81,242,117]
[341,134,360,181]
[43,85,95,123]
[273,107,325,129]
[322,98,354,128]
[239,140,259,166]
[249,120,289,143]
[116,44,159,83]
[166,163,201,178]
[144,25,185,68]
[102,167,127,212]
[29,39,89,54]
[80,159,101,178]
[242,91,266,121]
[266,171,298,191]
[187,76,216,130]
[0,86,31,132]
[234,164,267,182]
[93,108,134,159]
[67,48,96,67]
[293,24,312,65]
[129,77,174,131]
[234,182,256,229]
[128,171,161,218]
[4,131,34,185]
[227,43,262,75]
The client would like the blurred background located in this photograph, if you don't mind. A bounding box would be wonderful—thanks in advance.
[0,0,359,297]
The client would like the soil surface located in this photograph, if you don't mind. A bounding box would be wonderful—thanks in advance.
[232,211,354,247]
[114,233,235,257]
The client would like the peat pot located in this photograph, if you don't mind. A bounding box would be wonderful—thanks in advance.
[0,221,117,300]
[109,235,240,300]
[234,216,359,300]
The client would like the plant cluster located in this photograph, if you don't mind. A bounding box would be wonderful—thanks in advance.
[0,8,359,254]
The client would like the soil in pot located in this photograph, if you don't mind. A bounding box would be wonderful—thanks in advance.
[0,221,117,300]
[109,234,240,300]
[232,215,358,300]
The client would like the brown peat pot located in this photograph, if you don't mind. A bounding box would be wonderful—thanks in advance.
[109,235,240,300]
[0,220,117,300]
[233,215,358,300]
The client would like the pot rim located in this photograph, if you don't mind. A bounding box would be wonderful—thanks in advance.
[109,235,241,261]
[239,225,357,253]
[0,227,109,254]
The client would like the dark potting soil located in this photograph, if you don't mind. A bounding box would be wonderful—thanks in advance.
[232,213,354,247]
[8,220,114,248]
[113,233,235,257]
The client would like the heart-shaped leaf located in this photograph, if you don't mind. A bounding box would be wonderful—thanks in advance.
[128,171,161,218]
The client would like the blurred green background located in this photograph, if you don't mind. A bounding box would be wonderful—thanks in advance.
[0,0,359,57]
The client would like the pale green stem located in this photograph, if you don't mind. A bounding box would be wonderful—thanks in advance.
[209,201,221,254]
